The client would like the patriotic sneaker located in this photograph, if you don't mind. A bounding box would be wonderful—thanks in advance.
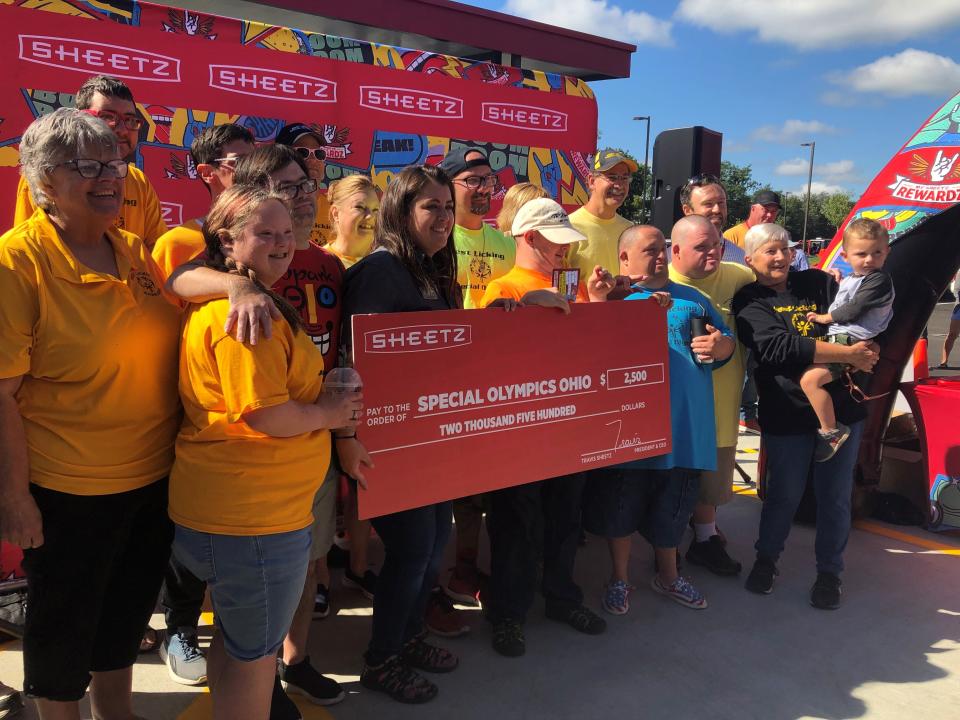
[815,423,851,462]
[600,579,631,616]
[651,575,707,609]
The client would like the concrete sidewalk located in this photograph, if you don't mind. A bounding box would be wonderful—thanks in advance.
[3,429,960,720]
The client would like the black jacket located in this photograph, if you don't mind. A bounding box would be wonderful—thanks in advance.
[733,269,868,435]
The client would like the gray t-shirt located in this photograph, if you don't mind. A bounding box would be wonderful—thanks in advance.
[827,270,895,340]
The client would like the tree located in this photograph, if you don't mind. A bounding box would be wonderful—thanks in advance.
[821,192,855,230]
[720,160,761,225]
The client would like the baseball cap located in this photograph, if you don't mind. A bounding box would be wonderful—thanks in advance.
[438,146,490,178]
[592,148,639,173]
[512,198,586,245]
[753,189,781,207]
[276,122,323,147]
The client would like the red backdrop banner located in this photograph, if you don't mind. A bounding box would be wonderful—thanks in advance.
[352,301,672,519]
[0,1,598,227]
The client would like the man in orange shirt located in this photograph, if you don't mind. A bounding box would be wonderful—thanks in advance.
[481,198,613,658]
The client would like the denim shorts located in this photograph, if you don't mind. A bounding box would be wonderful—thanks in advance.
[582,467,699,547]
[173,525,311,661]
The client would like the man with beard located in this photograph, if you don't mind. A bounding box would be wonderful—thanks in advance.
[14,75,167,248]
[567,149,637,279]
[680,175,747,266]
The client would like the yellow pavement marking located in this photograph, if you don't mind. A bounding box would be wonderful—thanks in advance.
[853,520,960,556]
[738,448,759,454]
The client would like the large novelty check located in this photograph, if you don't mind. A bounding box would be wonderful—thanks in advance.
[352,300,671,518]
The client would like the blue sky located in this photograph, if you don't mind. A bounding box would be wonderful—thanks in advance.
[465,0,960,199]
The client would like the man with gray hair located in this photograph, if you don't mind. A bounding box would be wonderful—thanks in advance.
[668,215,755,576]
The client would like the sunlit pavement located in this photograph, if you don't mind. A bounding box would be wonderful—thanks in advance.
[3,304,960,719]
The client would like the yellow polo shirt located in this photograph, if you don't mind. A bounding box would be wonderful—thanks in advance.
[567,207,633,280]
[151,219,205,280]
[171,299,331,535]
[723,222,749,249]
[15,166,168,249]
[669,261,755,447]
[0,210,181,494]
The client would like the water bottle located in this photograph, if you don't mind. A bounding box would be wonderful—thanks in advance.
[690,315,713,365]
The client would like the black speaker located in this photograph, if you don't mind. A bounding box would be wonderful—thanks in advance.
[650,126,722,238]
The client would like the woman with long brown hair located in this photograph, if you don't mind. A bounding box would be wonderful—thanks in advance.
[339,165,461,704]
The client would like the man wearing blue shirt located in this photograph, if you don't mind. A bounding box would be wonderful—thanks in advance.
[582,225,735,614]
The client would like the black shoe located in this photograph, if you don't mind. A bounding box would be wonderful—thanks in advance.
[313,583,330,619]
[343,568,378,600]
[491,619,526,657]
[686,536,742,576]
[280,656,345,706]
[810,572,842,610]
[545,604,607,635]
[745,557,779,594]
[269,673,302,720]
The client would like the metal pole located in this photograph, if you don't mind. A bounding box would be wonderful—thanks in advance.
[633,115,651,223]
[801,141,816,254]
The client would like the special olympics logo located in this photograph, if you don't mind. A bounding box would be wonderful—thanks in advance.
[209,65,336,103]
[359,86,463,119]
[364,324,472,353]
[481,103,567,132]
[18,35,180,82]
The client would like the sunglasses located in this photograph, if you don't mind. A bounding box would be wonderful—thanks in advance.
[294,147,327,161]
[843,370,890,404]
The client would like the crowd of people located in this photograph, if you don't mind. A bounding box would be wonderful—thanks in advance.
[0,75,895,719]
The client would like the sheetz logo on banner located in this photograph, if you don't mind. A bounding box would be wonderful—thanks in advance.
[481,102,568,131]
[18,35,180,81]
[365,324,472,353]
[359,86,463,119]
[209,65,337,102]
[888,148,960,204]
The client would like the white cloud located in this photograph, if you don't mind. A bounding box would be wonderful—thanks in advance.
[752,120,837,143]
[777,158,855,181]
[675,0,960,50]
[793,181,848,195]
[828,49,960,98]
[503,0,673,46]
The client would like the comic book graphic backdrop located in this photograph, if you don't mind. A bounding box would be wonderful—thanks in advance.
[822,90,960,273]
[0,0,598,226]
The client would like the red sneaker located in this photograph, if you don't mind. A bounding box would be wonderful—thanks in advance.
[444,565,480,605]
[425,592,471,638]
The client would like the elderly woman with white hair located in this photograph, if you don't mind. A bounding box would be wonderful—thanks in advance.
[0,108,179,718]
[732,223,879,610]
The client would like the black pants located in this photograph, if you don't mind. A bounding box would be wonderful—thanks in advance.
[366,501,452,665]
[160,552,206,633]
[487,473,585,623]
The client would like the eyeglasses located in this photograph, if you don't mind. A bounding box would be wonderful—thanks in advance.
[294,147,327,161]
[454,175,500,191]
[275,178,318,200]
[86,109,143,131]
[60,158,129,179]
[598,173,632,184]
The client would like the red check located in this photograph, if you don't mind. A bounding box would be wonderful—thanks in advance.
[352,300,671,518]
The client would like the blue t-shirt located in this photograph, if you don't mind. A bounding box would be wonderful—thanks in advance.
[620,281,730,472]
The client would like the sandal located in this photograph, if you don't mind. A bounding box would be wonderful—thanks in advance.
[360,655,438,704]
[138,627,159,654]
[401,632,458,673]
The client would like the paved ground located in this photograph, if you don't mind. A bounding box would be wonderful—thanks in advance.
[3,303,959,720]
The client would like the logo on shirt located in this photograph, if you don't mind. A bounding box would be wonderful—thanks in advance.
[130,270,161,296]
[19,36,180,82]
[364,324,471,353]
[160,201,183,228]
[359,87,463,118]
[481,103,568,132]
[209,65,336,102]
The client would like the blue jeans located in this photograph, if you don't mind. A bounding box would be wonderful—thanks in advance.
[366,502,452,665]
[741,355,758,421]
[756,420,865,575]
